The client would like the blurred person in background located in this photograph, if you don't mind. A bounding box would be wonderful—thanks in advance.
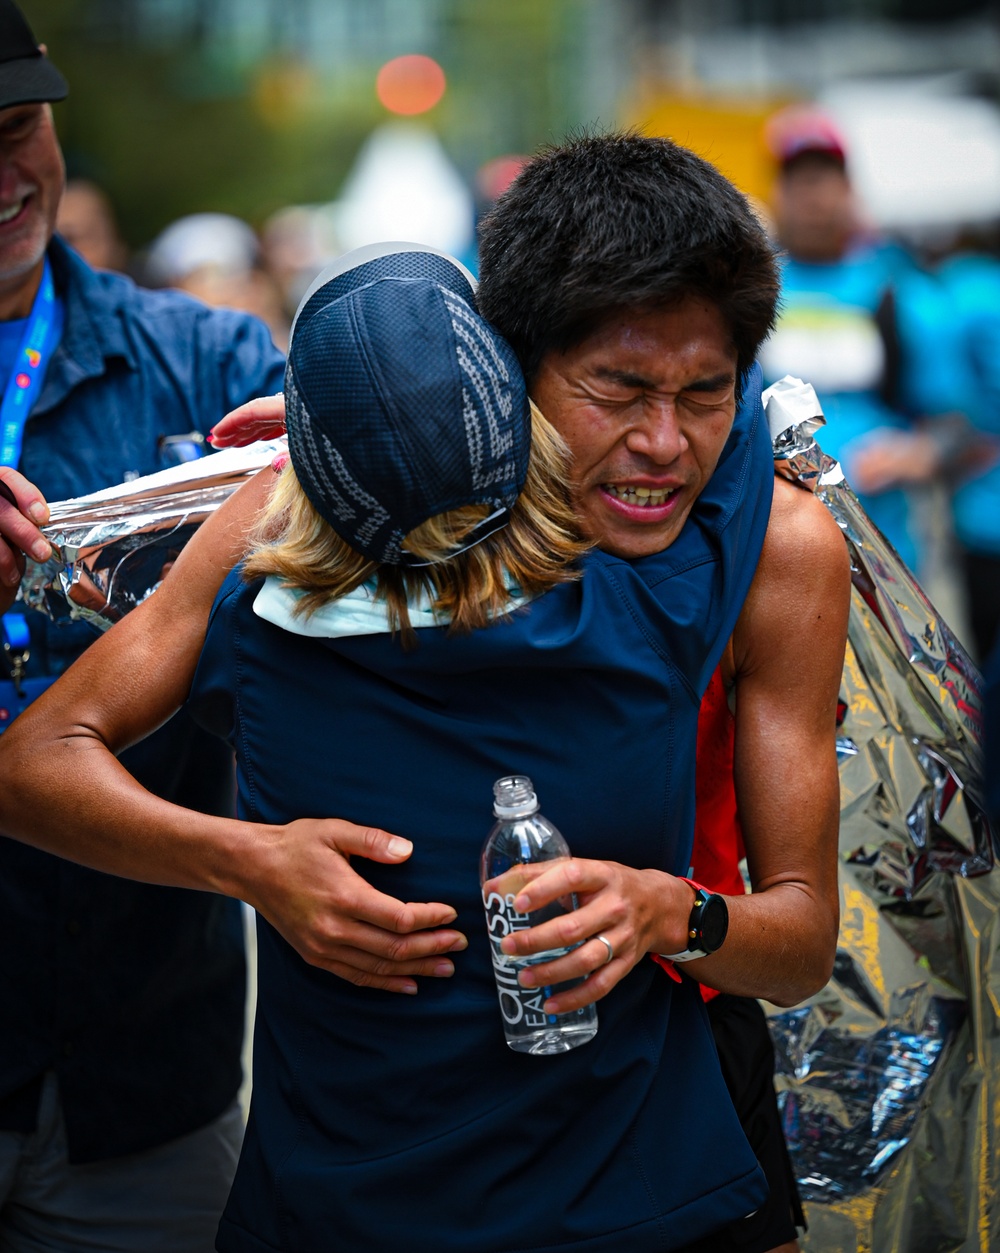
[759,104,975,579]
[54,176,127,273]
[0,1,285,1247]
[259,203,340,326]
[147,211,290,351]
[931,225,1000,662]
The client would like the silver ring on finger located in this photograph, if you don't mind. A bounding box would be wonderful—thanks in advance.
[595,934,614,965]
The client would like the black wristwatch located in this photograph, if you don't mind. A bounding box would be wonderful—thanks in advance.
[660,883,729,962]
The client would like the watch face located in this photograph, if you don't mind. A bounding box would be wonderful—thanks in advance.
[697,895,729,953]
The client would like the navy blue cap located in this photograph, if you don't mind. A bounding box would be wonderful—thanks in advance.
[0,0,68,110]
[285,246,530,566]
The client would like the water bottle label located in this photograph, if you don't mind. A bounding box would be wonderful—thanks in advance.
[483,889,553,1029]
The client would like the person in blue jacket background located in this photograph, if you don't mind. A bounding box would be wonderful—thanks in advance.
[934,237,1000,662]
[759,105,975,579]
[0,3,284,1247]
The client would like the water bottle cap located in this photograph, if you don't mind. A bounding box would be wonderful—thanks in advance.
[492,775,539,819]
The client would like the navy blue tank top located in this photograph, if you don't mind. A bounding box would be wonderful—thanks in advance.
[191,367,774,1253]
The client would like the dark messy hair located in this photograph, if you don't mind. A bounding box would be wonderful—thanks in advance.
[477,131,780,400]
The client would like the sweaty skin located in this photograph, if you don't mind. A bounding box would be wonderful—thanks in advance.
[0,367,850,1008]
[529,300,740,561]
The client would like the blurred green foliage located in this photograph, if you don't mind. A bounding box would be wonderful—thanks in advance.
[23,0,591,249]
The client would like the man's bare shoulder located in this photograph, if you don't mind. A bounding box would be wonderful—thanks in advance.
[731,476,851,673]
[761,475,849,583]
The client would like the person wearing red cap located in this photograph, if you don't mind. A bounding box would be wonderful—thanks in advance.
[0,1,285,1247]
[759,104,974,580]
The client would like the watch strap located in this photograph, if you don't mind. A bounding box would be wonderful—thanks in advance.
[657,878,720,961]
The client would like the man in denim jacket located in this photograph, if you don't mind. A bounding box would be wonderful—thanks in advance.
[0,4,284,1247]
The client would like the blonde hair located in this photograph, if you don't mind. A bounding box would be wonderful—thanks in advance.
[243,401,589,642]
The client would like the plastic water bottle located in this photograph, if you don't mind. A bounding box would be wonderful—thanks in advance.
[480,775,599,1055]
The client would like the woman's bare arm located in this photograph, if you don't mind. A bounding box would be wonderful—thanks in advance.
[0,466,466,992]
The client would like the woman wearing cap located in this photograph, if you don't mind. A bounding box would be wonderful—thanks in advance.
[0,246,776,1252]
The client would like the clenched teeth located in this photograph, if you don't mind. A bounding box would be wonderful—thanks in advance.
[0,198,25,225]
[604,484,676,507]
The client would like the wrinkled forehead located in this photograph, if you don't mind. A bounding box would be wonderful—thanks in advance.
[538,297,737,377]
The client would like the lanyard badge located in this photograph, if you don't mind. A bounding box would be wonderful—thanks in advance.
[0,257,64,470]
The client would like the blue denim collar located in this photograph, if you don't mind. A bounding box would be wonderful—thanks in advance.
[34,235,137,417]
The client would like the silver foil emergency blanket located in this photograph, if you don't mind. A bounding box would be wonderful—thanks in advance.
[17,441,285,630]
[764,376,998,1253]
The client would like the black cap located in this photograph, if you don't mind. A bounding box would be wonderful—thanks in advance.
[0,0,68,111]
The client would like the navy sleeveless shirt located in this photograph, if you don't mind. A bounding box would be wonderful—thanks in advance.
[190,367,775,1253]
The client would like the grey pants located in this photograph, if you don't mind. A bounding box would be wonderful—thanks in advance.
[0,1074,243,1252]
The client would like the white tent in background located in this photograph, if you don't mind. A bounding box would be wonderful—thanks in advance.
[822,79,1000,232]
[332,122,474,258]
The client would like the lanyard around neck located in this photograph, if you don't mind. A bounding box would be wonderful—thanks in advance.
[0,258,63,470]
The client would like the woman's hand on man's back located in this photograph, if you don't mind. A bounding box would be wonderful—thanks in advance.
[238,817,467,994]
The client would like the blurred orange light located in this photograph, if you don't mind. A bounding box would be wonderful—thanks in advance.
[477,155,529,203]
[376,55,446,116]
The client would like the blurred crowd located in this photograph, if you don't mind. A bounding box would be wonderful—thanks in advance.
[57,107,1000,666]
